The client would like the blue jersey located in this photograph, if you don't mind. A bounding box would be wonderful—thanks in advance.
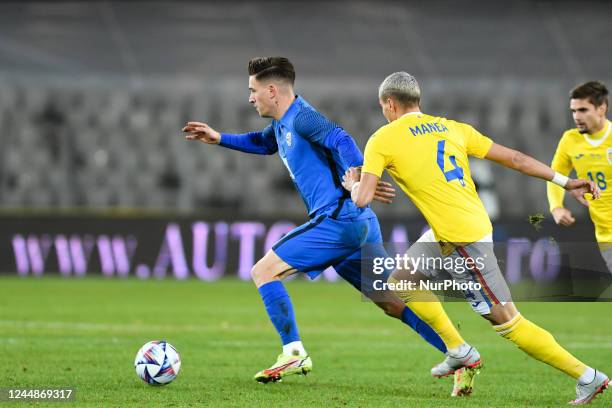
[216,100,447,354]
[221,95,374,220]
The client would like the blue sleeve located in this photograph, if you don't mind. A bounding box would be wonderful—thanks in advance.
[324,127,364,167]
[219,125,278,155]
[293,109,363,167]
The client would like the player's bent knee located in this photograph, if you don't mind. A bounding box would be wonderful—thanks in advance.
[372,289,405,318]
[485,302,519,325]
[251,259,273,287]
[251,250,295,288]
[250,263,261,284]
[377,300,404,319]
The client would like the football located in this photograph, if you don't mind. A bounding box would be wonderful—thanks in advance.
[134,341,181,385]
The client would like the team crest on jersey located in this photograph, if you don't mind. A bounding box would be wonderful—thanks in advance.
[286,132,292,147]
[607,148,612,164]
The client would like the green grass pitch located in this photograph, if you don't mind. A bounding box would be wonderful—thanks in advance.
[0,277,610,407]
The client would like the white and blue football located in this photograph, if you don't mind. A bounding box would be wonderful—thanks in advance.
[134,340,181,385]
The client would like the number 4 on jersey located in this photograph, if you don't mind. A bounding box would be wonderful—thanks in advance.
[437,140,466,186]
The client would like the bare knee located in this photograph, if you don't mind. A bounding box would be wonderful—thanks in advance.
[483,302,519,325]
[250,263,262,285]
[251,250,295,288]
[251,259,273,287]
[375,299,404,319]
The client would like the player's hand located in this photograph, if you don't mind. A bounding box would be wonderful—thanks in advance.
[565,178,600,207]
[373,181,395,204]
[182,121,221,144]
[551,207,575,226]
[342,167,361,191]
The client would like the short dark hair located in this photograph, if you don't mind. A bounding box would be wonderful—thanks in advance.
[248,57,295,85]
[570,81,608,108]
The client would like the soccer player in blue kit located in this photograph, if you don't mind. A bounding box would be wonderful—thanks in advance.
[183,57,447,384]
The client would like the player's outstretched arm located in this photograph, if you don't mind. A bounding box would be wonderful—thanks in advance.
[485,142,600,206]
[183,122,278,155]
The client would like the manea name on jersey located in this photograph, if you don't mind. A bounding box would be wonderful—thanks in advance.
[362,112,494,244]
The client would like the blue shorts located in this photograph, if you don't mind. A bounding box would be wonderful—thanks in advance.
[272,213,389,288]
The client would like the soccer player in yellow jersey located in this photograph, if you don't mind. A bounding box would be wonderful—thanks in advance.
[548,81,612,272]
[343,72,608,404]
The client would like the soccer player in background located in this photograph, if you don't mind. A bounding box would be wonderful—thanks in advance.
[182,57,448,384]
[548,81,612,272]
[344,71,608,404]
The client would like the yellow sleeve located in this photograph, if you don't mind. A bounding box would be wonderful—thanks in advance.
[464,124,494,158]
[547,134,573,212]
[362,132,388,178]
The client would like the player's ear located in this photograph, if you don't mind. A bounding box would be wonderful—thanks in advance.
[597,103,607,116]
[382,98,389,110]
[267,83,277,100]
[387,98,396,114]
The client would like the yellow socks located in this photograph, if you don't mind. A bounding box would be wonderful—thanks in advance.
[388,276,465,350]
[494,313,586,379]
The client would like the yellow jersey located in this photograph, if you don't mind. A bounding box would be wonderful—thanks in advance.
[547,120,612,244]
[362,112,493,243]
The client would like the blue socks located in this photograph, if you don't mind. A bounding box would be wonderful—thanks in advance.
[258,281,300,345]
[257,280,446,355]
[401,307,447,353]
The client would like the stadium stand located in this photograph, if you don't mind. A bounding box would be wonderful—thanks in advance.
[0,1,611,217]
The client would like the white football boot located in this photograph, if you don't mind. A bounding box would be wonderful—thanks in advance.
[569,370,608,405]
[431,345,482,378]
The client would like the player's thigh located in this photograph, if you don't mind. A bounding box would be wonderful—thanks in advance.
[334,252,405,318]
[251,249,297,288]
[272,215,364,279]
[335,217,391,296]
[334,248,383,297]
[391,229,442,282]
[334,255,363,292]
[451,240,514,317]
